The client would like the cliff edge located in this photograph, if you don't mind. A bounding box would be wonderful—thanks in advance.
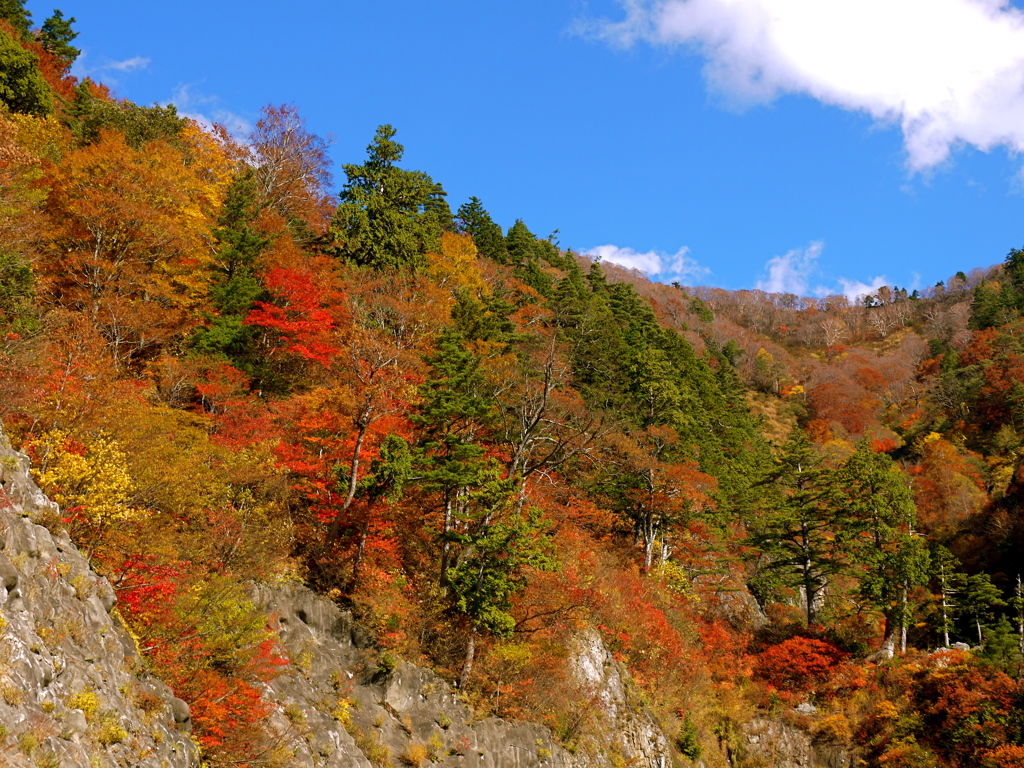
[0,429,197,768]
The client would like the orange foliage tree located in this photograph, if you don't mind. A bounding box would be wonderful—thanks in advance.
[40,127,229,364]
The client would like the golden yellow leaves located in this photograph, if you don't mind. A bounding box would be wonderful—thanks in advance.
[39,125,234,363]
[29,429,137,524]
[425,232,489,299]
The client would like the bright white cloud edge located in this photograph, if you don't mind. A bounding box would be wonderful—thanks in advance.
[584,244,711,282]
[584,0,1024,172]
[755,241,888,302]
[170,84,252,138]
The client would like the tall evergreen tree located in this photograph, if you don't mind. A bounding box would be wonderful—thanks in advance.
[747,432,848,625]
[0,0,30,38]
[843,441,930,656]
[456,197,507,263]
[192,171,271,371]
[504,219,538,267]
[39,9,78,65]
[414,330,500,583]
[330,124,452,270]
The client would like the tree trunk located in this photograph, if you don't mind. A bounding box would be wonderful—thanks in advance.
[438,492,454,585]
[899,582,908,654]
[350,518,370,588]
[459,626,477,690]
[940,571,951,647]
[878,607,897,659]
[642,522,655,573]
[327,421,368,542]
[1016,575,1023,676]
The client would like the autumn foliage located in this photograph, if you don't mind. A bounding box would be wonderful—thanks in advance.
[2,21,1024,768]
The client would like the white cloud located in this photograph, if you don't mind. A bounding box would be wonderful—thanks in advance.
[755,240,889,300]
[836,275,889,302]
[756,240,823,294]
[71,53,151,81]
[170,84,252,137]
[105,56,151,73]
[584,243,711,281]
[583,0,1024,171]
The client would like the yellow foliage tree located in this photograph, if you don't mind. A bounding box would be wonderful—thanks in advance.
[29,429,136,525]
[39,127,231,364]
[425,231,489,299]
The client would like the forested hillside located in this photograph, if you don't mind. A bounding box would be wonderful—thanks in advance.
[0,5,1022,767]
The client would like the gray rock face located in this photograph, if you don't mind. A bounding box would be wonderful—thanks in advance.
[0,425,675,768]
[568,627,671,768]
[255,584,674,768]
[0,430,198,768]
[742,715,854,768]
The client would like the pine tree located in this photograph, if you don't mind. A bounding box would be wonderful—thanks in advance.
[962,573,1006,647]
[0,0,30,38]
[39,10,79,65]
[747,432,847,626]
[931,546,965,647]
[843,441,929,656]
[456,197,507,263]
[192,171,271,372]
[414,329,500,583]
[330,124,452,270]
[504,219,538,267]
[448,503,554,688]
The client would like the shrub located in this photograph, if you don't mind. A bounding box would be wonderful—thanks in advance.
[755,635,849,694]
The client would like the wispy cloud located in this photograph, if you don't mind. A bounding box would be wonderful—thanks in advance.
[580,0,1024,171]
[837,276,889,301]
[756,240,824,295]
[71,53,151,81]
[584,243,711,282]
[755,240,888,301]
[104,56,150,73]
[169,84,252,137]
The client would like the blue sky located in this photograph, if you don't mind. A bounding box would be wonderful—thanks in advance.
[43,0,1024,297]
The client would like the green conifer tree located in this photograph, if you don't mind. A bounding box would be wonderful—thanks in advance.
[747,432,847,626]
[39,9,78,65]
[414,329,500,582]
[456,197,507,263]
[843,440,930,655]
[330,124,451,270]
[0,0,30,38]
[191,171,271,373]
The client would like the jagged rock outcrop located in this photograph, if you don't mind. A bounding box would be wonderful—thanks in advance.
[255,584,673,768]
[0,430,197,767]
[741,715,854,768]
[568,627,671,768]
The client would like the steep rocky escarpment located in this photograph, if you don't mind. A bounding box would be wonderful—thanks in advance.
[742,715,854,768]
[255,583,673,768]
[569,627,670,768]
[0,430,197,768]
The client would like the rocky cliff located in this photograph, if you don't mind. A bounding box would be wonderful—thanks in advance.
[1,425,851,768]
[0,430,197,768]
[0,428,674,768]
[742,715,853,768]
[253,583,673,768]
